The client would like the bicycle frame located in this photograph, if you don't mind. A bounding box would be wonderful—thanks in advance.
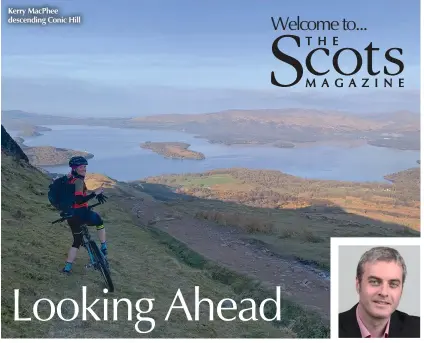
[81,224,109,269]
[81,225,96,264]
[51,201,114,291]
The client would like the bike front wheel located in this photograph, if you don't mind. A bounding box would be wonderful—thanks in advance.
[89,241,114,292]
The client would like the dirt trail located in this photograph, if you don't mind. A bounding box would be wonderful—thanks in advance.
[119,195,331,321]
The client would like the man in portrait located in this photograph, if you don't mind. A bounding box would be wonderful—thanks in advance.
[338,246,420,338]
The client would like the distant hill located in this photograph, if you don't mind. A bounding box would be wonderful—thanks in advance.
[128,109,419,150]
[361,110,420,126]
[2,108,419,150]
[129,108,419,131]
[1,109,127,128]
[24,146,94,166]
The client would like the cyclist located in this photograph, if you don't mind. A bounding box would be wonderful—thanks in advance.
[62,156,108,274]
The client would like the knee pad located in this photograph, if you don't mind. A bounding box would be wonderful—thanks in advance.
[72,232,83,248]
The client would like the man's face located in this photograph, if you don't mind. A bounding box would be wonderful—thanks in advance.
[356,261,403,319]
[76,165,86,176]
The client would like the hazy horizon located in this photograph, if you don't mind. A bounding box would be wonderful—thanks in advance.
[1,95,420,120]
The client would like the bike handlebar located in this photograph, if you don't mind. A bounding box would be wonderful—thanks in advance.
[51,202,102,224]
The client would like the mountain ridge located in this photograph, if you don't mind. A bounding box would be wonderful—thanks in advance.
[2,108,419,150]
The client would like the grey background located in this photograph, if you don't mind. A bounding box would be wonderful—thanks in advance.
[338,245,420,316]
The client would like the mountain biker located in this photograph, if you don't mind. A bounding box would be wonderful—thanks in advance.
[62,156,108,274]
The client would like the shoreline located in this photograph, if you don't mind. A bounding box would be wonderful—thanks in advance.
[6,122,419,153]
[14,135,94,167]
[13,125,420,184]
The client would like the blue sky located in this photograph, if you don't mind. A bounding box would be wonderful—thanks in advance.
[1,0,421,116]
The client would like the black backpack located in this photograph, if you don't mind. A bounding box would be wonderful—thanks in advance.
[48,175,75,213]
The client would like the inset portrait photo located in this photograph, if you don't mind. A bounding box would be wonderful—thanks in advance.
[331,237,421,339]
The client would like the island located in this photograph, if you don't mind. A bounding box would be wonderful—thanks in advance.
[9,123,52,138]
[140,141,205,160]
[19,128,43,138]
[23,146,94,166]
[367,136,420,150]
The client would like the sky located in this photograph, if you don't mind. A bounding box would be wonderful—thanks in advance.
[1,0,421,117]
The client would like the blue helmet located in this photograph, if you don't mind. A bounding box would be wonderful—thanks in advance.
[69,156,88,168]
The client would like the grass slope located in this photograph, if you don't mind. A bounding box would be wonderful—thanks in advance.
[1,154,328,338]
[141,169,419,271]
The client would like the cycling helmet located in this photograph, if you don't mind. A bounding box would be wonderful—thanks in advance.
[69,156,88,167]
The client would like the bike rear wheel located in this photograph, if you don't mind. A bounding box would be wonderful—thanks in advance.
[89,240,114,292]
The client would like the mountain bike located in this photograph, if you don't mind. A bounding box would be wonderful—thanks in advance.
[52,202,114,292]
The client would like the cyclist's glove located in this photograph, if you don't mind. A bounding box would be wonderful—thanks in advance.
[96,193,108,204]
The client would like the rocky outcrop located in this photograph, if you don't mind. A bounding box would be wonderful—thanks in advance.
[1,125,29,162]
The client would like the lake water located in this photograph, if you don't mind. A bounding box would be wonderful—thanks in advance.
[13,125,420,183]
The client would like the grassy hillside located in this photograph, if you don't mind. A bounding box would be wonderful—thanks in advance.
[384,167,420,188]
[143,168,420,231]
[141,168,419,270]
[1,153,329,338]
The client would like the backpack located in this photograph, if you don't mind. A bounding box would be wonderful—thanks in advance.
[48,175,75,213]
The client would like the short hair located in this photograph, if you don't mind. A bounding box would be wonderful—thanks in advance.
[356,246,407,284]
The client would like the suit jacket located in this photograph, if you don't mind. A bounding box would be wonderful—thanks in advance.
[339,303,420,338]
